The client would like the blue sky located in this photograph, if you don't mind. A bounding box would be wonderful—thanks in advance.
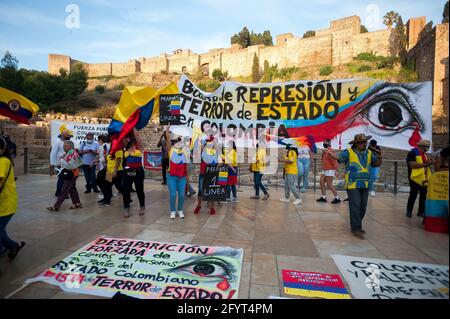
[0,0,447,71]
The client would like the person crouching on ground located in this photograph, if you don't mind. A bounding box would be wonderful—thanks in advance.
[338,134,382,239]
[47,140,83,211]
[280,146,302,206]
[317,139,341,204]
[194,135,219,216]
[0,136,25,261]
[122,128,145,218]
[164,126,189,219]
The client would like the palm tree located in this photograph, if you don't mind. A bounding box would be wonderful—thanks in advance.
[383,11,400,29]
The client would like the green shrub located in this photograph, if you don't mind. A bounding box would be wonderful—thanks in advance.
[78,97,97,108]
[357,64,373,72]
[95,85,105,94]
[355,52,378,62]
[272,66,300,80]
[376,56,398,69]
[319,65,333,76]
[398,65,419,82]
[197,79,221,92]
[211,69,228,81]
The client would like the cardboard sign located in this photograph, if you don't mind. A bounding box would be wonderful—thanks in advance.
[159,94,181,125]
[332,255,449,299]
[25,236,244,299]
[143,151,163,171]
[282,269,351,299]
[202,165,228,202]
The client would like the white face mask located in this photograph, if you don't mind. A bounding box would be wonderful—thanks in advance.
[206,142,214,149]
[87,139,93,144]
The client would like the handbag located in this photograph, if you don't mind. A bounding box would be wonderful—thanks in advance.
[58,168,74,180]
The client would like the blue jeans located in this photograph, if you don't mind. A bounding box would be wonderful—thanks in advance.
[253,172,268,196]
[82,164,97,191]
[369,167,380,191]
[227,185,237,199]
[0,214,19,253]
[297,158,310,191]
[284,174,300,199]
[167,174,187,212]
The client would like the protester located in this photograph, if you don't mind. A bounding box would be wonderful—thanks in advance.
[250,142,270,200]
[317,139,341,204]
[158,131,169,185]
[50,130,72,197]
[406,139,433,218]
[368,140,382,197]
[78,133,100,194]
[3,134,16,158]
[95,135,110,204]
[0,136,25,261]
[185,137,197,197]
[165,126,189,219]
[101,146,124,208]
[122,129,145,217]
[297,144,313,192]
[338,134,381,239]
[280,146,302,205]
[47,140,83,211]
[194,136,220,215]
[223,140,238,202]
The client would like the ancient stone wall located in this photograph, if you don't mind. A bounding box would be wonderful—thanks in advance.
[48,54,71,75]
[406,16,427,50]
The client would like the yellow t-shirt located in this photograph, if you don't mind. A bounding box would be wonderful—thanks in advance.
[106,150,123,173]
[0,157,18,217]
[284,150,298,175]
[251,149,267,172]
[223,149,237,167]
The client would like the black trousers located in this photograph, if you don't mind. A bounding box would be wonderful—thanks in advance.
[407,179,427,215]
[347,188,369,232]
[113,170,123,193]
[96,169,107,195]
[122,167,145,209]
[161,158,169,183]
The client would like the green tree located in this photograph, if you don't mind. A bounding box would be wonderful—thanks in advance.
[261,60,271,83]
[360,25,368,33]
[1,51,19,69]
[303,30,315,38]
[211,69,228,81]
[443,1,449,23]
[393,16,407,65]
[383,11,400,29]
[252,53,261,83]
[231,27,273,48]
[262,30,273,46]
[238,27,251,48]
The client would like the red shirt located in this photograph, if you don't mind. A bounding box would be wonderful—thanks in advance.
[322,149,338,170]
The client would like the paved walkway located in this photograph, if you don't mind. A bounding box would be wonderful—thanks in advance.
[0,175,448,299]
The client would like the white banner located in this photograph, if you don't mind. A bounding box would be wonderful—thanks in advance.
[332,255,449,299]
[50,120,109,149]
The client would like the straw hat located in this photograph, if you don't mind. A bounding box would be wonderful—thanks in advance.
[349,134,372,145]
[417,139,431,147]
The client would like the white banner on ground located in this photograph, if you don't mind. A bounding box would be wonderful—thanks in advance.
[332,255,449,299]
[50,120,109,149]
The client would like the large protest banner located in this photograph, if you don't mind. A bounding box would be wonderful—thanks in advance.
[176,75,432,150]
[25,236,243,299]
[282,269,351,299]
[50,120,109,149]
[332,255,449,299]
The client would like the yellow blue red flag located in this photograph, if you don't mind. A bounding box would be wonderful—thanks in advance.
[0,87,39,124]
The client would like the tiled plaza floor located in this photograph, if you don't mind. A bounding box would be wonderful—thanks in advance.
[0,175,448,299]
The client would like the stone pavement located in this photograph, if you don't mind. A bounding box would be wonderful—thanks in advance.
[0,175,448,299]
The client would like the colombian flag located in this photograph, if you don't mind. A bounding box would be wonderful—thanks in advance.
[218,171,228,186]
[0,87,39,124]
[108,83,178,154]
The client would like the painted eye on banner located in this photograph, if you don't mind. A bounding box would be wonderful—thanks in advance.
[358,84,424,135]
[168,256,233,281]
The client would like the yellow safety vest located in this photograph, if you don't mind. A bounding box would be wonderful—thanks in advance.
[410,148,431,186]
[345,148,372,189]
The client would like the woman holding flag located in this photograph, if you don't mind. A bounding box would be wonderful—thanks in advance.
[165,126,189,219]
[122,128,145,218]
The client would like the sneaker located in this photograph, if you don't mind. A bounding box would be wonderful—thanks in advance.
[293,198,302,205]
[99,203,111,208]
[316,197,327,203]
[187,191,196,197]
[406,211,412,218]
[263,193,270,200]
[351,230,365,240]
[194,206,201,214]
[280,197,290,203]
[98,198,105,203]
[231,197,238,202]
[178,210,184,219]
[210,208,216,215]
[331,198,341,204]
[170,211,176,219]
[97,194,104,200]
[8,241,26,261]
[370,191,376,197]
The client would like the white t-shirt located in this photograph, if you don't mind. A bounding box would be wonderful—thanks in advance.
[99,143,110,171]
[50,138,66,166]
[298,146,310,159]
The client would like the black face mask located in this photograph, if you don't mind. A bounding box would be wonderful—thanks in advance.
[323,143,330,148]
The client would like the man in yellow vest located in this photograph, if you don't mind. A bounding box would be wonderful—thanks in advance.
[406,139,433,218]
[338,134,382,239]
